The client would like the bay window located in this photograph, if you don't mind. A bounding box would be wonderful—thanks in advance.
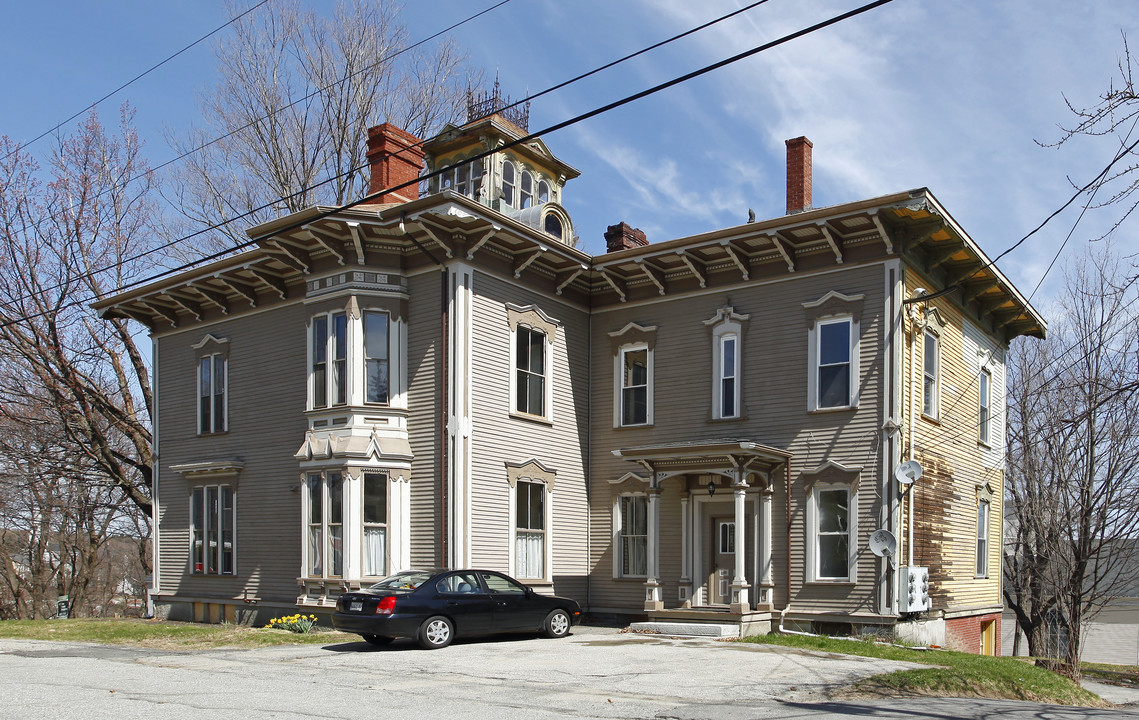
[306,472,344,578]
[364,311,390,404]
[363,472,388,577]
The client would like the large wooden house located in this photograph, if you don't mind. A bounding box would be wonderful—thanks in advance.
[96,106,1044,653]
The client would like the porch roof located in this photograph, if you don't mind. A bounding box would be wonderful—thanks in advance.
[612,438,791,477]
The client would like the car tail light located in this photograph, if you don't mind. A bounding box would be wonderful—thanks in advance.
[376,596,397,615]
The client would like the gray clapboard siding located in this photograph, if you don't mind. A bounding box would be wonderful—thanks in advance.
[407,271,443,568]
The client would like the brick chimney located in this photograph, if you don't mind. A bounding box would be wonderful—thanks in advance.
[366,123,425,204]
[604,222,649,253]
[785,136,813,214]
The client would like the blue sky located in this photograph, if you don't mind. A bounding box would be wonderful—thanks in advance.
[2,0,1137,306]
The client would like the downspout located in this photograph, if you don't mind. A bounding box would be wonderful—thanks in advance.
[584,270,594,614]
[904,288,928,568]
[779,456,796,633]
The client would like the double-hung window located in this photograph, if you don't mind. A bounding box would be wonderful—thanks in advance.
[364,311,390,404]
[618,495,647,577]
[976,499,990,577]
[979,368,992,445]
[190,485,234,575]
[923,329,940,419]
[306,472,344,578]
[311,313,347,408]
[198,353,227,434]
[520,171,534,209]
[808,484,855,581]
[817,318,852,408]
[501,160,516,208]
[515,326,546,417]
[363,472,388,577]
[719,336,738,418]
[515,481,545,579]
[620,346,649,426]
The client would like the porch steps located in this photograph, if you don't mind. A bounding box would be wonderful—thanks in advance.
[629,621,740,638]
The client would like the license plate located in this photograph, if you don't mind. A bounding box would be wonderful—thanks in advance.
[350,601,362,612]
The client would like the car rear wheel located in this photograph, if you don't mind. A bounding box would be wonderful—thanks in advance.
[542,609,571,638]
[418,616,453,649]
[362,634,393,646]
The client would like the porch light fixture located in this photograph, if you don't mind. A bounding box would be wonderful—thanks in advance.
[707,480,717,496]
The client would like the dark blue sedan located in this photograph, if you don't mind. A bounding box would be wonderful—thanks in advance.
[332,569,582,649]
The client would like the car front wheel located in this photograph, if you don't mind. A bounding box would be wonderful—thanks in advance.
[418,616,453,649]
[362,634,393,646]
[542,609,571,638]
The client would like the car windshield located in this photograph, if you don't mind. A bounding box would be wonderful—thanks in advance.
[367,570,435,591]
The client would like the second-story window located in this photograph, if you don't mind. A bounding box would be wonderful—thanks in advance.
[620,346,650,426]
[979,368,991,445]
[365,311,389,404]
[515,326,546,417]
[923,329,939,419]
[817,318,852,409]
[198,353,227,434]
[312,313,347,408]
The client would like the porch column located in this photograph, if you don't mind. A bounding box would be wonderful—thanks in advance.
[679,490,692,607]
[730,486,750,613]
[643,485,663,611]
[760,487,773,606]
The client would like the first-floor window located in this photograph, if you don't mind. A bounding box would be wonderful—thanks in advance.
[976,499,990,577]
[618,495,647,577]
[515,481,545,578]
[190,485,234,575]
[363,472,388,577]
[813,486,852,580]
[306,472,343,577]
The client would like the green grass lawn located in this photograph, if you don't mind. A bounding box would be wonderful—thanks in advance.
[0,618,356,649]
[740,632,1110,708]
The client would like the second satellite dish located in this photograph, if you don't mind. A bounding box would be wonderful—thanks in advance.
[894,459,923,485]
[869,529,898,557]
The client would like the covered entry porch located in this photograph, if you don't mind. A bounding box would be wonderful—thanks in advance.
[613,439,791,629]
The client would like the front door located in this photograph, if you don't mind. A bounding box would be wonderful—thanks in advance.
[709,517,735,605]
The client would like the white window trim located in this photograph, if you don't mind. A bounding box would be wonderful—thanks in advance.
[189,484,236,575]
[361,471,390,578]
[612,493,649,578]
[508,478,553,583]
[196,352,228,434]
[979,367,992,447]
[805,482,857,583]
[615,343,654,427]
[302,471,346,580]
[508,323,553,422]
[922,328,940,420]
[807,315,860,412]
[976,498,990,578]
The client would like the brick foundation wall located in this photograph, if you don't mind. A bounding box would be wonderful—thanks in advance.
[945,612,1001,655]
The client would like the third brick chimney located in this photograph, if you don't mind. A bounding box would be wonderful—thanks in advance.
[785,136,813,214]
[366,123,425,204]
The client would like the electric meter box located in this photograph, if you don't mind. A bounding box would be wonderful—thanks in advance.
[899,565,931,613]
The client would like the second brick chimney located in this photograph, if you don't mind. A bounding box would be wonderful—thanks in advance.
[366,123,425,204]
[604,222,649,253]
[785,136,813,214]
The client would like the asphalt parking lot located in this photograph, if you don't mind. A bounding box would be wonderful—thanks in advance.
[3,626,1136,719]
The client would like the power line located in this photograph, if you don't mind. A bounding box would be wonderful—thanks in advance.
[2,0,886,327]
[1,0,272,162]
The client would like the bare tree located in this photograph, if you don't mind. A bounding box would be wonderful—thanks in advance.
[1045,33,1139,239]
[0,105,156,591]
[1003,248,1139,678]
[164,0,477,256]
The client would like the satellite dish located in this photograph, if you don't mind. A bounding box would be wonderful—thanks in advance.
[894,460,923,486]
[869,529,898,558]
